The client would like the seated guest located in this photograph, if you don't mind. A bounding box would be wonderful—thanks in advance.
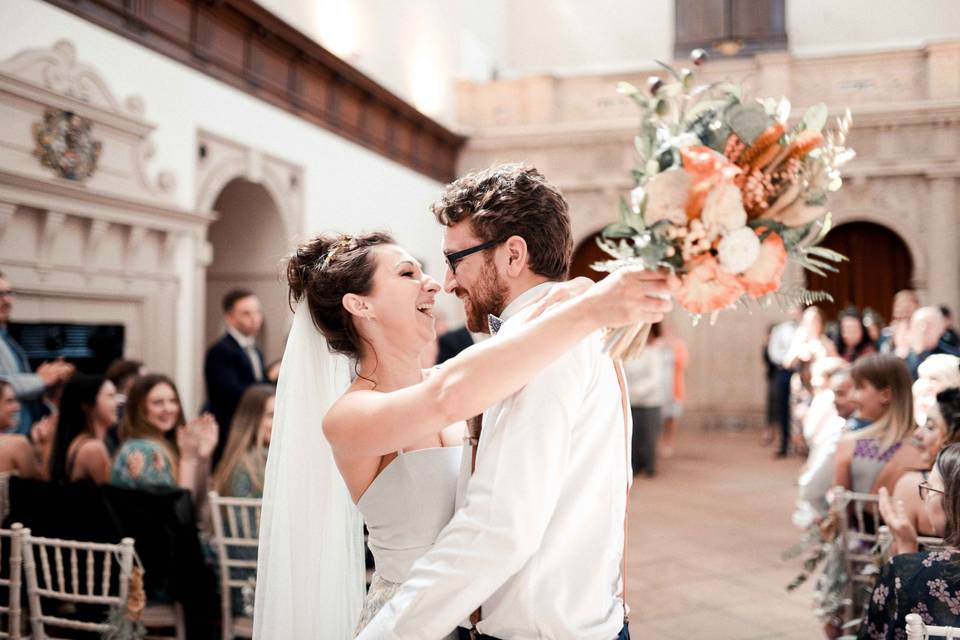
[880,388,960,554]
[212,385,274,498]
[863,309,884,345]
[879,289,920,357]
[103,358,144,453]
[835,354,925,495]
[835,308,876,363]
[112,374,218,511]
[795,366,856,524]
[913,355,960,424]
[0,379,42,478]
[859,443,960,639]
[47,374,118,485]
[906,307,960,380]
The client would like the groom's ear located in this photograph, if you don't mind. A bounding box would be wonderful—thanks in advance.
[342,293,373,320]
[503,235,529,278]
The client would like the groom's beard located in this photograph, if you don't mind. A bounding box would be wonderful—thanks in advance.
[457,259,508,334]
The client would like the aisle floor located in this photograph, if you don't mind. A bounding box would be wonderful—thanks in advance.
[626,428,822,639]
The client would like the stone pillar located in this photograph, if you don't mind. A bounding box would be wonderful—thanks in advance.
[926,173,960,314]
[926,41,960,100]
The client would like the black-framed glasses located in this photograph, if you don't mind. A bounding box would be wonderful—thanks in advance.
[444,240,499,274]
[919,481,945,501]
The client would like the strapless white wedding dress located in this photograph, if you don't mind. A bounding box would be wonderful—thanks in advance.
[354,446,462,638]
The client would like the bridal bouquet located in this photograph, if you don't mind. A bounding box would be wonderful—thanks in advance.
[598,50,855,359]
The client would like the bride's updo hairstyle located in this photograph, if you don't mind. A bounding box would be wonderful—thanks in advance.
[287,231,395,358]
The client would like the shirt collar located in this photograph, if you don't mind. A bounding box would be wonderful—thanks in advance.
[226,325,256,349]
[488,281,558,334]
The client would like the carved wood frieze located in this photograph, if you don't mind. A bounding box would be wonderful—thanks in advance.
[42,0,465,182]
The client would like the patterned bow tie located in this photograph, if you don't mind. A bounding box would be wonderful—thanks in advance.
[487,314,503,335]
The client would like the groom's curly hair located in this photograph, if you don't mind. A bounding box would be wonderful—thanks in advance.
[432,164,573,280]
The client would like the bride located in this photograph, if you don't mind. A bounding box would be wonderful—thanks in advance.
[253,231,669,638]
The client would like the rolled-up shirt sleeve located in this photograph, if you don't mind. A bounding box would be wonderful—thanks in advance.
[356,345,588,640]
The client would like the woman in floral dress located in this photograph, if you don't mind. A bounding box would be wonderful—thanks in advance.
[859,442,960,638]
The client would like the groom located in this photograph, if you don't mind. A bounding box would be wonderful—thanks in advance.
[358,164,671,639]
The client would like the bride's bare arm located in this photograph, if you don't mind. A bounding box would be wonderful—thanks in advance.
[324,268,671,457]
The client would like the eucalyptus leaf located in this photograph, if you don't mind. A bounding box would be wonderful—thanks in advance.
[654,59,683,82]
[617,81,640,96]
[601,222,638,240]
[805,246,847,262]
[726,103,771,144]
[801,103,828,133]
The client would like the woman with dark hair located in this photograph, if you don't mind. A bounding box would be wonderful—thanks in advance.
[835,308,877,363]
[255,227,671,637]
[880,387,960,555]
[47,374,118,484]
[111,374,217,508]
[859,441,960,638]
[212,384,274,498]
[0,379,42,478]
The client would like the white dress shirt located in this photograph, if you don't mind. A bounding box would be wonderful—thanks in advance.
[768,320,797,368]
[226,325,264,382]
[358,282,628,640]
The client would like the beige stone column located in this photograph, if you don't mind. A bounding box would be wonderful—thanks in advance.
[926,42,960,100]
[926,173,960,314]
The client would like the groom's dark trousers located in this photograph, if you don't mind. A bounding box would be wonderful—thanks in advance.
[457,624,630,640]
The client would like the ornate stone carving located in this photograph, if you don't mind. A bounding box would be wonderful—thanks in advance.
[32,108,102,181]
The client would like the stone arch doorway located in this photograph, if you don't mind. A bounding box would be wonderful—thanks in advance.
[806,221,914,322]
[570,231,608,282]
[204,178,290,369]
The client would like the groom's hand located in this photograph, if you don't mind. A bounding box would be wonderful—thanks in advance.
[588,268,672,327]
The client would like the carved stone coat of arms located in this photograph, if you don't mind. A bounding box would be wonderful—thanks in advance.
[33,108,103,182]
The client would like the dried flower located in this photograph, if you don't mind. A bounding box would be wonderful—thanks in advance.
[717,227,762,274]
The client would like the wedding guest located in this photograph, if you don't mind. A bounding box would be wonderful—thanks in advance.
[112,374,218,512]
[913,354,960,430]
[659,320,688,458]
[858,443,960,639]
[879,289,920,357]
[783,306,837,457]
[212,385,274,498]
[0,271,75,433]
[769,308,801,455]
[835,308,876,363]
[435,325,476,364]
[204,289,265,466]
[796,367,858,523]
[834,354,924,495]
[103,358,144,453]
[0,379,42,478]
[941,305,960,349]
[623,324,666,477]
[863,309,884,344]
[801,357,849,452]
[906,306,960,380]
[47,374,118,485]
[762,324,779,447]
[880,387,960,555]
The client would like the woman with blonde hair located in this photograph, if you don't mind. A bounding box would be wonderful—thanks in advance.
[834,354,924,495]
[212,384,274,498]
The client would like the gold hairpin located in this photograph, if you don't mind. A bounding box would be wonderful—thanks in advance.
[321,234,355,269]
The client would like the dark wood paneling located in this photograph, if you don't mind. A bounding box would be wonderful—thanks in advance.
[674,0,787,59]
[41,0,464,182]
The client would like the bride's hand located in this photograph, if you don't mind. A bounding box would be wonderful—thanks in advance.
[583,268,672,328]
[523,277,595,320]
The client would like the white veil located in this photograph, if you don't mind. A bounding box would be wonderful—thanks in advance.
[253,299,365,638]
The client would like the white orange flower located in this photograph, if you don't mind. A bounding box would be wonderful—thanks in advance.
[701,181,747,239]
[643,168,690,226]
[668,255,745,314]
[738,231,788,298]
[717,227,761,274]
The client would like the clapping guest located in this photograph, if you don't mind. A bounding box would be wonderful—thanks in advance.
[859,443,960,639]
[879,388,960,555]
[47,374,118,485]
[212,385,274,498]
[879,289,920,357]
[907,307,960,380]
[103,358,145,453]
[835,308,876,363]
[0,271,75,434]
[0,379,42,478]
[834,354,925,495]
[204,289,265,466]
[112,374,218,512]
